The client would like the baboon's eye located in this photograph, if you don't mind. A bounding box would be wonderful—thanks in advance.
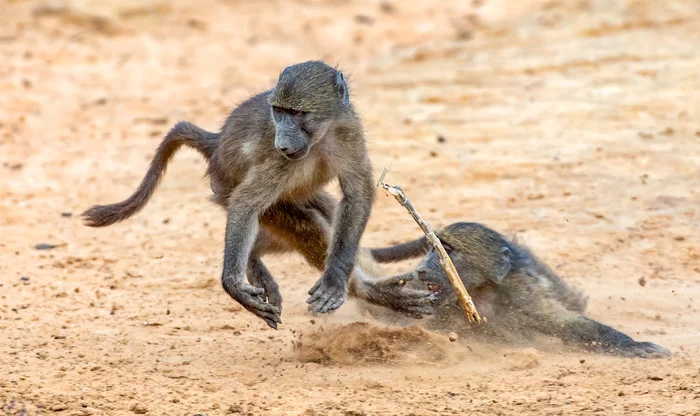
[289,109,304,117]
[272,106,284,115]
[439,240,454,254]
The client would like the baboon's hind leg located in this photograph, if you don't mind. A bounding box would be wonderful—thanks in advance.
[501,275,670,358]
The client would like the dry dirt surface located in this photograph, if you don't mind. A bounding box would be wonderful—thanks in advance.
[2,0,700,415]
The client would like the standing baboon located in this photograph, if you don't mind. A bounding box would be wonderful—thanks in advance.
[364,222,671,358]
[82,61,384,328]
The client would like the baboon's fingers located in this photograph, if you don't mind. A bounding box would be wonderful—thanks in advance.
[254,308,281,326]
[395,290,437,318]
[263,318,278,330]
[402,289,438,302]
[251,300,281,316]
[246,307,282,325]
[239,283,265,297]
[307,280,322,296]
[326,296,346,312]
[306,285,325,304]
[392,288,438,305]
[312,291,334,313]
[234,286,282,321]
[308,287,346,313]
[306,275,347,312]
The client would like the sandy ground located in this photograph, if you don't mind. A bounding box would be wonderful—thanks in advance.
[2,0,700,415]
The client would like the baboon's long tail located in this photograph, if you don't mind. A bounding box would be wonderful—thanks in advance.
[82,121,219,227]
[369,236,430,263]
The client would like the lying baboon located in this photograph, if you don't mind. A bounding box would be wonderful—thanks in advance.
[361,222,671,359]
[82,60,435,328]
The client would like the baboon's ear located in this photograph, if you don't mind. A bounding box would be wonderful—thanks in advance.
[335,72,350,105]
[492,246,512,284]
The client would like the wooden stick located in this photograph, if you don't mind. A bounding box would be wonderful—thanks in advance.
[377,167,482,323]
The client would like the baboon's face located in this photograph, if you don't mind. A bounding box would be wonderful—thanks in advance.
[268,61,350,161]
[406,223,514,300]
[271,105,313,160]
[411,245,493,298]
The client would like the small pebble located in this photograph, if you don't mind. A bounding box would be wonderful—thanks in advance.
[437,135,446,143]
[228,405,244,413]
[130,403,148,414]
[354,14,375,25]
[61,212,72,217]
[34,243,58,250]
[379,1,395,13]
[448,332,458,342]
[638,276,646,287]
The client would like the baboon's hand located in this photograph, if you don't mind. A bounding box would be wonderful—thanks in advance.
[371,274,439,319]
[250,276,283,316]
[306,274,348,314]
[229,280,282,329]
[618,341,671,359]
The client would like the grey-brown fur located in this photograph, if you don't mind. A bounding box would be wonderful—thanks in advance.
[82,61,393,329]
[365,222,670,359]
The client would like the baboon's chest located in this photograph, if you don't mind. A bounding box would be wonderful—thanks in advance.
[280,156,333,201]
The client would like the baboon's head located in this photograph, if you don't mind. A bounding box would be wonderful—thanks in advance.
[268,61,350,161]
[407,222,515,299]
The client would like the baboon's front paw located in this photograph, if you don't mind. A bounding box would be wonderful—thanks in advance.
[230,281,282,329]
[389,289,439,319]
[306,277,348,314]
[373,275,439,319]
[622,341,671,359]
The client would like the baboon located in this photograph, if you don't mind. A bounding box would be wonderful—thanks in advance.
[82,61,435,329]
[363,222,671,359]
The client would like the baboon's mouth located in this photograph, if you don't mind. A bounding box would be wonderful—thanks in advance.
[427,283,440,293]
[282,148,308,160]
